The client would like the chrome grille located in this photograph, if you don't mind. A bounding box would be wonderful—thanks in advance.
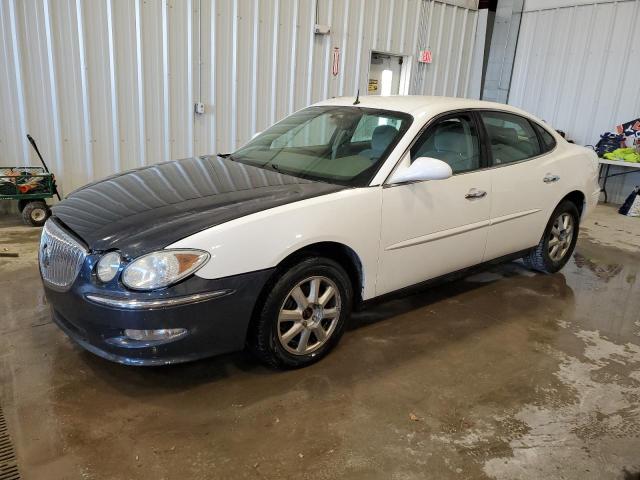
[39,219,88,291]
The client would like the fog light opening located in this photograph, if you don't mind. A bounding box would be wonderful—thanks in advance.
[123,328,187,342]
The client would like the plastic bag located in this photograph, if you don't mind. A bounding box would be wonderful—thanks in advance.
[603,147,640,163]
[595,133,625,157]
[619,186,640,216]
[628,195,640,217]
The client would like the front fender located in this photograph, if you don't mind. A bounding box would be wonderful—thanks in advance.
[167,187,383,300]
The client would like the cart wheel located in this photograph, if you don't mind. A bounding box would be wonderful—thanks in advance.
[22,201,50,227]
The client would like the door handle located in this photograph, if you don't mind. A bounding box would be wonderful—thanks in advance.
[465,188,487,199]
[543,174,560,183]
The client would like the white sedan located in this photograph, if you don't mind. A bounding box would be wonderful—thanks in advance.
[39,96,600,368]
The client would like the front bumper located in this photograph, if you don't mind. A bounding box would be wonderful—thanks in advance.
[44,266,274,366]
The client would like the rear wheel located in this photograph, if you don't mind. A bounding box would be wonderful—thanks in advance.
[21,200,49,227]
[523,200,579,273]
[249,257,353,369]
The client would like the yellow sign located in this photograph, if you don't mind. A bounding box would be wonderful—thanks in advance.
[368,79,378,92]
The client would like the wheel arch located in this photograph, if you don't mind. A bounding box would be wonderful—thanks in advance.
[558,190,586,217]
[245,241,365,345]
[272,241,364,303]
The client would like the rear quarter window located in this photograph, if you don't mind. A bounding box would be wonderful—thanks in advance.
[532,122,557,153]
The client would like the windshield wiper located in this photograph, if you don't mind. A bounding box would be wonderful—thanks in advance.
[217,152,231,158]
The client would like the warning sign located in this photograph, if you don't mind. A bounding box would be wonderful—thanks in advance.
[368,79,378,92]
[419,49,433,63]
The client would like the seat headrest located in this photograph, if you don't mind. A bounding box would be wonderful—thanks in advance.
[371,125,398,152]
[434,124,465,153]
[490,126,518,145]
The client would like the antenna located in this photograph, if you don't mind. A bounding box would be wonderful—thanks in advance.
[353,89,360,105]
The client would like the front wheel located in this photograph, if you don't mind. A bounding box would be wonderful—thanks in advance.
[523,200,580,273]
[249,257,353,369]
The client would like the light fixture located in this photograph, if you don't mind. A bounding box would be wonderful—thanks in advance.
[96,251,121,282]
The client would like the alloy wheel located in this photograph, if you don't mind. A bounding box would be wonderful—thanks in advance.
[277,276,341,355]
[548,212,574,262]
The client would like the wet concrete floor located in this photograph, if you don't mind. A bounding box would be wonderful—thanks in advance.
[1,204,639,479]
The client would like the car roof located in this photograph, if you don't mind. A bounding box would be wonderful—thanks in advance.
[313,95,537,121]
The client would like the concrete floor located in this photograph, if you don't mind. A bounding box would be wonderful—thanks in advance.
[1,204,639,480]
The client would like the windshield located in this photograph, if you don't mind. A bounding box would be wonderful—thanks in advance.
[230,106,412,186]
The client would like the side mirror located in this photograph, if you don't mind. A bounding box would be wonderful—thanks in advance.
[389,157,453,184]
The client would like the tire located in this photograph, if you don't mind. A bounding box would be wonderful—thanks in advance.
[249,257,353,369]
[21,201,50,227]
[523,200,579,273]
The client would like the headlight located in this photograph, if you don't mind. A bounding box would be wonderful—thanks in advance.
[96,251,121,282]
[122,249,210,291]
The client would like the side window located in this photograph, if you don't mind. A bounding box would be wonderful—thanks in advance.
[411,114,481,174]
[532,122,557,153]
[480,111,541,166]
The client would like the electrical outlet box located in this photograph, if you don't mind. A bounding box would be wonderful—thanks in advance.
[194,102,205,114]
[314,24,330,35]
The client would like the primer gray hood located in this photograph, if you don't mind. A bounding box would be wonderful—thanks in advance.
[52,155,345,258]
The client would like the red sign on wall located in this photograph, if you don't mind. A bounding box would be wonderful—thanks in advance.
[419,50,433,64]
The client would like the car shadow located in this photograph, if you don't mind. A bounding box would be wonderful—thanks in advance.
[63,260,574,402]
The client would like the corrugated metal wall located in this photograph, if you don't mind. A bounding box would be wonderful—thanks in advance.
[508,0,640,203]
[0,0,478,195]
[411,0,479,97]
[509,0,640,145]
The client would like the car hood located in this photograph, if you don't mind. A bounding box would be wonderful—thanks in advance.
[52,155,345,258]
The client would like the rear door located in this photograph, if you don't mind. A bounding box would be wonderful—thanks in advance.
[479,111,562,261]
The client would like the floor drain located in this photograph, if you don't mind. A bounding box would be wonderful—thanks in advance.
[0,408,19,480]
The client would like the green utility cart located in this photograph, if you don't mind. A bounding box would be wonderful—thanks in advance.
[0,135,61,227]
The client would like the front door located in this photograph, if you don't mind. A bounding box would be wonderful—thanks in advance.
[376,113,492,296]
